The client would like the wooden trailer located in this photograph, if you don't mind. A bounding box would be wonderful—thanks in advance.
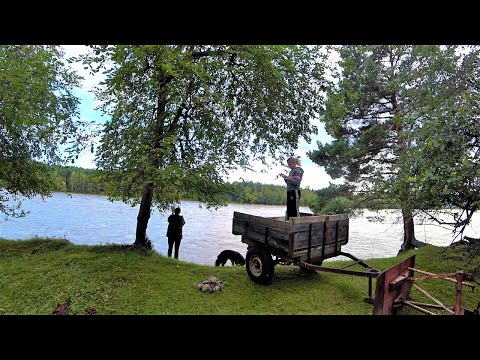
[232,211,379,292]
[232,211,478,314]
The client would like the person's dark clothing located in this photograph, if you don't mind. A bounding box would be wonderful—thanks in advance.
[287,189,301,220]
[167,236,181,259]
[284,167,303,220]
[285,167,303,191]
[167,214,185,259]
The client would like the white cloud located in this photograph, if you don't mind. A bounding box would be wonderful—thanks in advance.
[73,150,96,169]
[225,130,339,191]
[226,159,338,191]
[61,45,105,92]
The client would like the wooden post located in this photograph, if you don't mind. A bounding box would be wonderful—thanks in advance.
[307,223,312,263]
[455,271,464,315]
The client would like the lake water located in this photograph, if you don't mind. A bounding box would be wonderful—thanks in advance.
[1,193,479,265]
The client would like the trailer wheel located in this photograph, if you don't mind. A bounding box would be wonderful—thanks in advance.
[246,247,274,285]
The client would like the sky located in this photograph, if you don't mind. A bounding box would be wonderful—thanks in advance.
[63,45,340,191]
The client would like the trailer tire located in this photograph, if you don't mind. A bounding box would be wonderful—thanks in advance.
[246,247,274,285]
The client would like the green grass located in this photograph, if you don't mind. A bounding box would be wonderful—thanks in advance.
[0,237,479,315]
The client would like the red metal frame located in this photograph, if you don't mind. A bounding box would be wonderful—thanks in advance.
[372,255,477,315]
[372,255,416,315]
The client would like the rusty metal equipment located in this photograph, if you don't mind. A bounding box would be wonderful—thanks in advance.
[298,252,380,304]
[372,255,478,315]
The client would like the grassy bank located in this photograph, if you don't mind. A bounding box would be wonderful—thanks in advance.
[0,238,478,315]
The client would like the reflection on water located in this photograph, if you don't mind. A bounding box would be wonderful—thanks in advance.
[1,193,479,265]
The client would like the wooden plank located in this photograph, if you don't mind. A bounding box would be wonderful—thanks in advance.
[269,216,286,221]
[251,236,289,251]
[240,235,290,259]
[412,283,455,315]
[292,220,349,245]
[339,221,349,241]
[233,219,289,242]
[291,221,326,234]
[407,301,455,310]
[288,232,294,257]
[266,238,289,251]
[248,223,268,236]
[237,226,289,252]
[293,224,348,249]
[408,267,476,289]
[403,300,437,315]
[293,229,325,248]
[299,212,314,217]
[293,241,348,259]
[233,211,291,231]
[234,221,288,243]
[232,218,246,235]
[268,228,290,242]
[268,213,314,221]
[290,213,348,224]
[241,235,255,247]
[389,275,408,289]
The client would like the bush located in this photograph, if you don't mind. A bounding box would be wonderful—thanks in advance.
[320,196,353,215]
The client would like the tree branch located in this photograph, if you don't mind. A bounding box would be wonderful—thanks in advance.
[191,50,226,58]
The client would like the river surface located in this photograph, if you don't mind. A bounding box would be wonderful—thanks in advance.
[1,193,479,265]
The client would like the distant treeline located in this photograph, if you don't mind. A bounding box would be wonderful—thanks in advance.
[50,165,104,194]
[48,165,317,207]
[226,181,317,208]
[48,165,400,211]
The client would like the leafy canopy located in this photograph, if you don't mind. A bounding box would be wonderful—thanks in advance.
[0,45,85,218]
[81,45,327,211]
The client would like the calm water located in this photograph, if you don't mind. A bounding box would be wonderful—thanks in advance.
[1,193,479,265]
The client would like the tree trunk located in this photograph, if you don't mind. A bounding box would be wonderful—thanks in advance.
[393,96,425,254]
[398,207,426,255]
[401,207,416,251]
[131,72,174,249]
[134,184,154,249]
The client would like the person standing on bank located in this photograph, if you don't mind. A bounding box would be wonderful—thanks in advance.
[166,207,186,259]
[279,156,304,221]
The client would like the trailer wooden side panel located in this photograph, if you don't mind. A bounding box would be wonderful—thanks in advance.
[233,212,290,252]
[233,211,350,263]
[232,212,290,233]
[292,219,349,251]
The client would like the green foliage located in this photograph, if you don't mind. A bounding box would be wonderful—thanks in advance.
[309,183,353,214]
[309,46,425,197]
[77,45,326,220]
[45,163,320,207]
[308,45,479,246]
[1,238,478,314]
[319,196,353,215]
[355,193,400,210]
[49,165,105,194]
[397,46,480,237]
[225,181,316,207]
[0,45,87,217]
